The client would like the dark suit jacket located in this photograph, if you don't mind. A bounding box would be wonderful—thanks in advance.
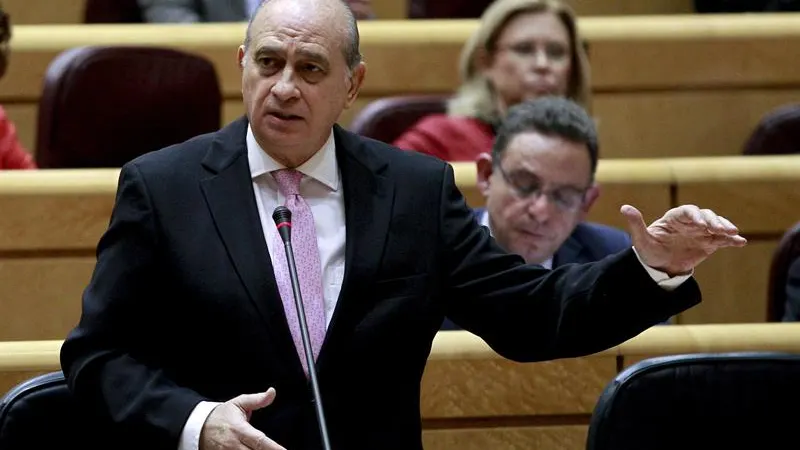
[783,257,800,321]
[441,210,633,330]
[60,117,700,450]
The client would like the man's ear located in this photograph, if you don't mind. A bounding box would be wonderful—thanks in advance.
[237,45,246,71]
[344,62,367,109]
[579,182,601,220]
[476,152,494,198]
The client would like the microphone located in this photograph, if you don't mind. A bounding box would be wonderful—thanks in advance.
[271,206,333,450]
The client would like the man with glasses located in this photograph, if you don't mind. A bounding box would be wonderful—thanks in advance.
[442,96,627,329]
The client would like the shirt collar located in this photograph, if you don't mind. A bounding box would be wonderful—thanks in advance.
[246,124,339,191]
[481,210,553,269]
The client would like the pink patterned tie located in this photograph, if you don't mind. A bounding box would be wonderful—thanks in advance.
[270,169,326,376]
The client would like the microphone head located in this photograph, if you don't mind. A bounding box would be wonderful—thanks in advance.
[272,206,292,242]
[272,205,292,226]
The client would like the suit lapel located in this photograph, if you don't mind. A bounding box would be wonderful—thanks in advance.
[317,125,395,366]
[199,117,302,374]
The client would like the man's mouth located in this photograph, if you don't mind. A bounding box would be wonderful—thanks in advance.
[269,112,302,120]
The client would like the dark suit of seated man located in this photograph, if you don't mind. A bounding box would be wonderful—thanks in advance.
[783,257,800,321]
[442,97,635,330]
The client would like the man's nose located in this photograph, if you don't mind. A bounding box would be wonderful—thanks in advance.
[271,68,300,101]
[527,192,553,221]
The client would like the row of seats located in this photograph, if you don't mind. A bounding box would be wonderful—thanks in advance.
[2,352,798,448]
[27,44,800,168]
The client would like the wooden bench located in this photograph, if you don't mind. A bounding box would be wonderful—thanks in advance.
[3,323,800,449]
[4,13,800,160]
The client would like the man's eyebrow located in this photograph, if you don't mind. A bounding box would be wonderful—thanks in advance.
[252,46,328,64]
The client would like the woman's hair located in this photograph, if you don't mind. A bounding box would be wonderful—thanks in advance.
[447,0,591,124]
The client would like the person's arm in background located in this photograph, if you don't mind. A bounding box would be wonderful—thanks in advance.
[0,106,35,169]
[782,258,800,321]
[137,0,201,23]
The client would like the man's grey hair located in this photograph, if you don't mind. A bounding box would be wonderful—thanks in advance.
[492,96,600,176]
[243,0,362,70]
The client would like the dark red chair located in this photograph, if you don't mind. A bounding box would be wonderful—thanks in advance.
[767,221,800,321]
[84,0,143,23]
[743,104,800,155]
[36,46,221,168]
[348,95,449,145]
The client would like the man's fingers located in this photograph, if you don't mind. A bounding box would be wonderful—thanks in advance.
[233,388,277,414]
[710,233,748,248]
[620,204,648,243]
[239,425,286,450]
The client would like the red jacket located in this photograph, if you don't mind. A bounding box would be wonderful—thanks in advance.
[392,114,495,162]
[0,106,36,169]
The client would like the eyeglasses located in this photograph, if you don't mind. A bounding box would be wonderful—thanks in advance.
[495,163,588,212]
[494,41,570,63]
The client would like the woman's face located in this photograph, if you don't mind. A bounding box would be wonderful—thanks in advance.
[482,11,573,112]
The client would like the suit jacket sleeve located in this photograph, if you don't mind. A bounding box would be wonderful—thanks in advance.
[437,164,701,362]
[783,258,800,322]
[138,0,201,23]
[60,163,205,448]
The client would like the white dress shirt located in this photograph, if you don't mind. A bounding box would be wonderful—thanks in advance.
[178,131,690,449]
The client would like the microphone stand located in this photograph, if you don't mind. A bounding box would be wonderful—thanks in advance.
[272,206,332,450]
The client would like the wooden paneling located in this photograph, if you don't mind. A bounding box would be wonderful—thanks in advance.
[680,241,778,324]
[593,89,800,159]
[0,258,94,341]
[4,0,85,24]
[421,357,615,417]
[422,425,589,450]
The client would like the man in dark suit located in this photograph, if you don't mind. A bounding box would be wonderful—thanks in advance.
[59,1,746,449]
[440,98,634,331]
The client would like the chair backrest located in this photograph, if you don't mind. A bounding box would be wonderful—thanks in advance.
[36,46,222,168]
[586,352,800,450]
[348,95,448,144]
[767,221,800,321]
[84,0,143,23]
[743,103,800,155]
[0,371,120,449]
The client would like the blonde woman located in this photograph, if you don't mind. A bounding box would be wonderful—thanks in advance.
[393,0,590,161]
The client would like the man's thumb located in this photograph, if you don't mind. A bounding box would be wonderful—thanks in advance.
[620,204,648,244]
[233,388,277,414]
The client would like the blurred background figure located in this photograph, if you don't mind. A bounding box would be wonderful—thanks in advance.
[0,0,35,170]
[137,0,375,22]
[393,0,590,162]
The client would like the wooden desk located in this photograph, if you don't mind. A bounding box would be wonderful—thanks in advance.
[4,14,800,159]
[3,324,800,450]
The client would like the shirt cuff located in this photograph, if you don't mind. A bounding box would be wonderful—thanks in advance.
[178,401,221,450]
[632,247,693,291]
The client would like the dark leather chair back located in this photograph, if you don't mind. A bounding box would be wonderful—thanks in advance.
[0,371,124,449]
[743,103,800,155]
[768,221,800,321]
[349,95,448,144]
[84,0,143,23]
[36,46,222,168]
[586,352,800,450]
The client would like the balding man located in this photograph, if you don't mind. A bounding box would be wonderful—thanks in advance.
[61,0,746,449]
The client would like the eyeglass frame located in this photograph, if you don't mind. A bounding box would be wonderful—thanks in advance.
[492,155,591,213]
